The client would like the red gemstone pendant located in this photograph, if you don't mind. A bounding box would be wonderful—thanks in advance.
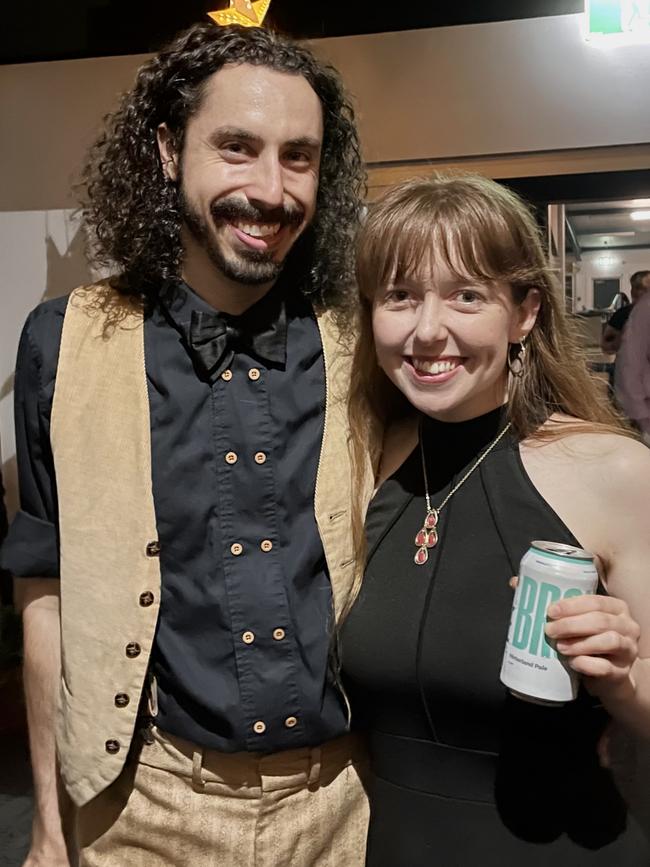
[424,509,438,529]
[414,546,429,565]
[415,507,440,564]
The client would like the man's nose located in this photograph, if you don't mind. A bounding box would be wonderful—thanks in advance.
[245,152,284,211]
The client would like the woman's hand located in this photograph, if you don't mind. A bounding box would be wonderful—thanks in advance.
[544,594,641,697]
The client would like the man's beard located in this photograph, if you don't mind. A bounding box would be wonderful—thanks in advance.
[178,188,305,287]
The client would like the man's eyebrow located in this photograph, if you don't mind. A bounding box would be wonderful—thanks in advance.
[208,127,263,146]
[207,129,321,152]
[285,136,322,151]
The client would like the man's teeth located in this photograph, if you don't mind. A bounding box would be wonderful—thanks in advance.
[233,222,280,238]
[413,359,459,375]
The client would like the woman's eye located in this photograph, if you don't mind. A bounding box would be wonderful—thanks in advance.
[457,290,481,304]
[385,289,411,304]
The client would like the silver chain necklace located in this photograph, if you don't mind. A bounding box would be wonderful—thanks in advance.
[414,419,512,565]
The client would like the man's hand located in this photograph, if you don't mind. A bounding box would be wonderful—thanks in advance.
[15,579,72,867]
[22,838,71,867]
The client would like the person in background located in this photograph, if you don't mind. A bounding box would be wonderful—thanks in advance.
[600,270,650,355]
[2,22,372,867]
[0,469,9,606]
[343,174,650,866]
[616,283,650,445]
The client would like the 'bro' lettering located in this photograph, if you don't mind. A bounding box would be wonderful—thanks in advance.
[512,576,583,657]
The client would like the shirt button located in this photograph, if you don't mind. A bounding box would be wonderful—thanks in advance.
[125,642,141,658]
[139,591,154,607]
[225,451,238,465]
[242,631,255,645]
[145,541,160,557]
[105,739,121,754]
[260,540,273,553]
[253,720,266,735]
[114,693,130,708]
[230,543,243,556]
[272,628,286,641]
[248,368,261,381]
[221,369,233,381]
[284,716,298,729]
[254,452,267,465]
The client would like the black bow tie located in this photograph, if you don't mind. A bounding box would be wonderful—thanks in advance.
[186,303,287,379]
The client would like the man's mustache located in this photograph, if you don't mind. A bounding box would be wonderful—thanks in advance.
[210,197,304,229]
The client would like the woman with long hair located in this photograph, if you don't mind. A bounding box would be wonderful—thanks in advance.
[342,174,650,865]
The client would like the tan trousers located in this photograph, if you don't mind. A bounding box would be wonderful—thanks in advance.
[76,728,369,867]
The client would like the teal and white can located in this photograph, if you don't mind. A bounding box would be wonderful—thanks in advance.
[500,541,598,705]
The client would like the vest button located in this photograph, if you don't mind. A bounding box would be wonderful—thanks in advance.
[146,541,160,557]
[139,591,154,607]
[284,716,298,729]
[105,739,121,754]
[253,720,266,734]
[114,693,130,708]
[125,642,141,658]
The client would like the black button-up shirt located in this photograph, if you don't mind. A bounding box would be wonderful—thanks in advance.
[2,280,348,752]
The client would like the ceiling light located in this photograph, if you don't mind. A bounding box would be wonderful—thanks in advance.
[630,210,650,221]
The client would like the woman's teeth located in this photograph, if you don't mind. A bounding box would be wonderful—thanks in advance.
[412,358,459,375]
[233,222,280,238]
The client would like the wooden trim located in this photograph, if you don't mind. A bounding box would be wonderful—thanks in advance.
[366,144,650,199]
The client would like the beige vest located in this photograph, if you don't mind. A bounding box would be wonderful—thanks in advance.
[50,283,372,806]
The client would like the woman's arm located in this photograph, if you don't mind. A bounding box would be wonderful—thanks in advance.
[540,435,650,737]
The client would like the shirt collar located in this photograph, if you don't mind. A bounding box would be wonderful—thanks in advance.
[159,277,289,371]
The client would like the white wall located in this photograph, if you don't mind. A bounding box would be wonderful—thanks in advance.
[0,211,96,509]
[575,248,650,310]
[314,14,650,163]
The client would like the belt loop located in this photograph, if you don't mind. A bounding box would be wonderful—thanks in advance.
[308,746,322,787]
[146,673,159,717]
[192,748,206,793]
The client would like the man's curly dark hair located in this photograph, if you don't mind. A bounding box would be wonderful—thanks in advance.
[80,23,365,312]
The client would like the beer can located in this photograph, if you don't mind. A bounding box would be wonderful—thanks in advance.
[500,541,598,705]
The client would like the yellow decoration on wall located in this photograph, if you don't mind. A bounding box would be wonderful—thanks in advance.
[208,0,272,28]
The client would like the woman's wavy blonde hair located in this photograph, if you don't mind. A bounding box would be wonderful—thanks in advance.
[348,173,631,567]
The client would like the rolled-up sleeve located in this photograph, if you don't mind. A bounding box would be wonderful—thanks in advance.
[1,300,66,577]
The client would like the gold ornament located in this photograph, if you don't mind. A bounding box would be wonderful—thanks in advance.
[208,0,272,28]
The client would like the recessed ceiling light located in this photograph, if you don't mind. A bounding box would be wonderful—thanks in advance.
[630,210,650,221]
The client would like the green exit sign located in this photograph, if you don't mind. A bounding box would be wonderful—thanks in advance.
[587,0,650,36]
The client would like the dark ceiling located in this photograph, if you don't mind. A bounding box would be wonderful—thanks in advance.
[3,1,583,65]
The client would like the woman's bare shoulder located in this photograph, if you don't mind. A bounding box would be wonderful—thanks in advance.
[521,414,650,492]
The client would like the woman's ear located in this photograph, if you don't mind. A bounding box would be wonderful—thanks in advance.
[156,123,178,182]
[510,288,541,343]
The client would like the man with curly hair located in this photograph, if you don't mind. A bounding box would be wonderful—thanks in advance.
[3,22,371,867]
